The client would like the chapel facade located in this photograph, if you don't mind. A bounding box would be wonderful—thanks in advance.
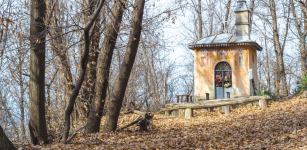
[188,0,262,100]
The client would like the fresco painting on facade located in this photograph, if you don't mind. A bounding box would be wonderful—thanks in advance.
[218,50,227,59]
[213,50,217,59]
[199,50,209,66]
[235,49,244,67]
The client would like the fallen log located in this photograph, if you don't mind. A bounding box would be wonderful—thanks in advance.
[117,110,154,132]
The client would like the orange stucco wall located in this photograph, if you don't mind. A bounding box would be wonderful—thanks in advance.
[249,47,258,89]
[194,46,258,100]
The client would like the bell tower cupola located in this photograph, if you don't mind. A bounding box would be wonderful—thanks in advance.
[235,0,251,41]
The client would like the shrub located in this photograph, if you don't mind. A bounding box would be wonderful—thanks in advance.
[257,90,264,96]
[257,90,276,100]
[299,73,307,92]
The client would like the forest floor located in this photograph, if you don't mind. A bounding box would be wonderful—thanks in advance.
[16,96,307,149]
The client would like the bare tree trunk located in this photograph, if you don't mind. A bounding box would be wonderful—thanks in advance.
[274,60,280,95]
[61,0,105,143]
[290,0,307,75]
[0,96,20,141]
[197,0,203,39]
[29,0,48,145]
[264,23,270,91]
[103,0,145,132]
[269,0,288,96]
[223,0,231,33]
[249,0,255,34]
[85,0,126,134]
[0,17,9,69]
[48,0,77,116]
[18,52,26,142]
[209,0,214,36]
[80,0,101,117]
[299,37,307,74]
[0,125,16,150]
[295,0,307,16]
[46,69,57,127]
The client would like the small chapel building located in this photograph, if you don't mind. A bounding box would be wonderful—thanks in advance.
[188,0,262,100]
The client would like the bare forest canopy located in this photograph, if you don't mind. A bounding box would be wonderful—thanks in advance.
[0,0,306,147]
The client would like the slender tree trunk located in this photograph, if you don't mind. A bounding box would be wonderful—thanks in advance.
[249,0,255,34]
[269,0,288,96]
[274,58,280,95]
[197,0,203,39]
[80,0,101,118]
[223,0,231,33]
[0,125,16,150]
[18,57,26,142]
[290,0,307,75]
[48,0,77,116]
[209,0,213,36]
[0,18,9,69]
[85,0,126,134]
[1,97,20,141]
[301,0,307,74]
[264,23,270,91]
[103,0,145,132]
[46,70,57,127]
[61,0,105,142]
[29,0,48,145]
[295,0,307,16]
[299,36,307,74]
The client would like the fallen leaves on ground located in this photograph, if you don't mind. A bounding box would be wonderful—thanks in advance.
[16,97,307,149]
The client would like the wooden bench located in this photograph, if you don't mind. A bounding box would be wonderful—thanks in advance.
[160,96,269,119]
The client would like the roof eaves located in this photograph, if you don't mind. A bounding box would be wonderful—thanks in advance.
[188,42,263,51]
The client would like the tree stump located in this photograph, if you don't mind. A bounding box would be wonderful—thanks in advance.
[116,110,154,132]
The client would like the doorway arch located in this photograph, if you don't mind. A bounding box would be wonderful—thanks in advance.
[214,61,232,99]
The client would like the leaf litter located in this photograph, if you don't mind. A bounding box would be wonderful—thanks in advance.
[16,96,307,149]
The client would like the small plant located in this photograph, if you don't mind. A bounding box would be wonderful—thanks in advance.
[264,90,276,100]
[257,90,264,96]
[257,90,276,100]
[299,73,307,92]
